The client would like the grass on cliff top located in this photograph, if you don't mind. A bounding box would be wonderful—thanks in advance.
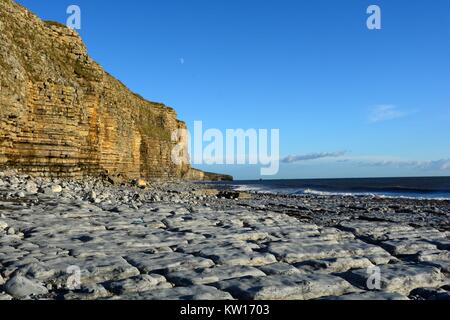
[44,20,67,29]
[131,89,173,111]
[104,71,171,110]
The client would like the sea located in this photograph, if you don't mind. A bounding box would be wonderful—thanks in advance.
[214,176,450,200]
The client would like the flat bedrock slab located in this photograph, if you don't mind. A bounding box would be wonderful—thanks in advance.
[125,252,215,274]
[423,260,450,273]
[295,256,375,274]
[410,287,450,300]
[199,249,277,267]
[64,284,111,300]
[176,240,259,255]
[339,222,415,238]
[166,265,266,286]
[435,239,450,250]
[104,274,171,294]
[266,240,391,264]
[257,262,303,276]
[111,285,234,300]
[415,250,450,263]
[15,256,140,285]
[213,273,355,300]
[381,240,438,256]
[344,263,448,295]
[321,291,409,300]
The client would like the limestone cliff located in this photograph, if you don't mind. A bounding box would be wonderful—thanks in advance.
[0,0,231,181]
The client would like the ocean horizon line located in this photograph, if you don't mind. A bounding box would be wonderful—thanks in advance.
[230,175,450,182]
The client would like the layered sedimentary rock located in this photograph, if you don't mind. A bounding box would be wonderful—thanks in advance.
[0,0,230,181]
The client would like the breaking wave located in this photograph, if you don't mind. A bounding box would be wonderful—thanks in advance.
[231,184,450,200]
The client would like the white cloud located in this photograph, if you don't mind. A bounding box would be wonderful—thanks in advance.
[369,105,410,123]
[282,151,346,164]
[345,157,450,172]
[282,150,450,172]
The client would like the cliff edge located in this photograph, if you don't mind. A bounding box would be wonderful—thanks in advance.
[0,0,231,181]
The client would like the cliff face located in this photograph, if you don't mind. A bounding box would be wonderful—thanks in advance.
[0,0,231,181]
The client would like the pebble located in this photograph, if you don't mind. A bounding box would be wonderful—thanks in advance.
[51,184,63,193]
[0,220,8,231]
[25,181,38,194]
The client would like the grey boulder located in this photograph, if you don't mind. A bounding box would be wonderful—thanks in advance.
[4,275,48,299]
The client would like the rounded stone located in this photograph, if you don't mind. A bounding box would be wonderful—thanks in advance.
[4,275,48,299]
[25,181,39,194]
[17,191,26,198]
[0,220,8,231]
[137,179,147,189]
[51,184,63,193]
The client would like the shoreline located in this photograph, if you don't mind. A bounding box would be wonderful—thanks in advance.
[0,171,449,300]
[211,179,450,201]
[203,182,450,232]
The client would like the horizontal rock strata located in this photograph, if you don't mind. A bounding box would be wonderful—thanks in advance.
[0,0,230,181]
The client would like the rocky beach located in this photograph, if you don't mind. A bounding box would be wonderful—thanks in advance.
[1,0,450,303]
[0,171,449,300]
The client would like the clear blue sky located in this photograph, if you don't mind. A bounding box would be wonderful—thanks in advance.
[17,0,450,179]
